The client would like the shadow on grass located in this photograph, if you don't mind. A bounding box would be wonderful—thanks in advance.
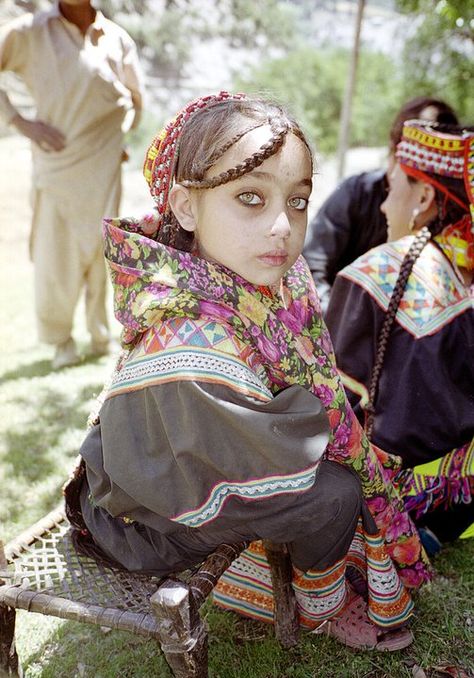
[0,352,112,384]
[81,351,121,367]
[0,359,55,382]
[2,382,103,527]
[5,384,101,476]
[19,619,171,678]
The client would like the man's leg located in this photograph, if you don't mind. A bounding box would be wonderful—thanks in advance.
[30,190,82,364]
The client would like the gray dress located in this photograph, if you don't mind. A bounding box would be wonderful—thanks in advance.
[79,379,365,574]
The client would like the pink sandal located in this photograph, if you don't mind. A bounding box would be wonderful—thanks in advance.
[313,594,413,651]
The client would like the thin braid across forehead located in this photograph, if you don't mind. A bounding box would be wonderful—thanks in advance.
[143,91,247,220]
[181,122,290,190]
[142,93,312,249]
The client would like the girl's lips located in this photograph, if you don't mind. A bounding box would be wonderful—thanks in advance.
[257,252,288,266]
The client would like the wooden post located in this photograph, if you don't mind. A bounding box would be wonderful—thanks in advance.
[151,580,208,678]
[0,542,21,678]
[336,0,366,180]
[263,541,299,648]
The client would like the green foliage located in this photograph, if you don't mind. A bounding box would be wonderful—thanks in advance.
[235,47,403,154]
[215,0,298,50]
[235,48,344,154]
[99,0,299,83]
[395,0,474,122]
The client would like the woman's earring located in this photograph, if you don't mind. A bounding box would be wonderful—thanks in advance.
[408,208,420,232]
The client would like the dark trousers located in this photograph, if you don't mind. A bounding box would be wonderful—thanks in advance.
[80,460,365,575]
[419,500,474,543]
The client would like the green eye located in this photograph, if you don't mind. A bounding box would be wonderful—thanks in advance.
[238,192,262,206]
[288,197,308,211]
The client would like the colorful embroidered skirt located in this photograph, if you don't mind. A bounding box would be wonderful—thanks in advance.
[213,520,413,630]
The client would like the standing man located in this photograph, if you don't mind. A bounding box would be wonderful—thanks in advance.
[0,0,143,368]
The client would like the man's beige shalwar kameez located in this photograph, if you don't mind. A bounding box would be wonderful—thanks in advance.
[0,4,143,345]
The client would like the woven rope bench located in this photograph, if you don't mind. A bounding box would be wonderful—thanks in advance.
[0,506,298,678]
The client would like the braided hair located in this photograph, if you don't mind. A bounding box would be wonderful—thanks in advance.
[178,121,290,190]
[364,226,431,439]
[143,92,312,250]
[364,122,472,439]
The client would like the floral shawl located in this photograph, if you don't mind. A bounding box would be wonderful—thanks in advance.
[103,214,431,588]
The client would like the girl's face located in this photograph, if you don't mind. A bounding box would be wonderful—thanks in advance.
[185,126,313,286]
[381,163,431,241]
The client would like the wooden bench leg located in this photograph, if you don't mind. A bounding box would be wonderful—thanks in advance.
[0,542,21,678]
[0,604,21,678]
[151,580,207,678]
[263,541,299,649]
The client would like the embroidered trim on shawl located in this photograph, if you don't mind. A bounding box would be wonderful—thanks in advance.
[340,239,471,338]
[139,317,261,364]
[107,345,273,402]
[171,464,320,527]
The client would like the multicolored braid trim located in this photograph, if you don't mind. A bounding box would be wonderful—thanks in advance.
[143,91,247,221]
[465,135,474,231]
[397,122,465,179]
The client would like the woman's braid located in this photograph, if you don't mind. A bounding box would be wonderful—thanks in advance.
[181,124,288,190]
[364,226,432,440]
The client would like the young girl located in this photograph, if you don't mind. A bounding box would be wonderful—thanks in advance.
[67,92,427,650]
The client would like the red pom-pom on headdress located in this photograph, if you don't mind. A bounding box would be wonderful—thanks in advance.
[143,92,247,226]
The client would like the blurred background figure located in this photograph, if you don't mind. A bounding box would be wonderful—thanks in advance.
[303,96,459,312]
[326,120,474,553]
[0,0,143,369]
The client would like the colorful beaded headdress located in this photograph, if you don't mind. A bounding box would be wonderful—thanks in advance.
[396,120,474,269]
[142,91,247,234]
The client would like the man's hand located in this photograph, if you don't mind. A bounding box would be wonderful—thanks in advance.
[11,115,66,152]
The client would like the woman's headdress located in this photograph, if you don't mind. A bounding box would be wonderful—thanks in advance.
[396,120,474,269]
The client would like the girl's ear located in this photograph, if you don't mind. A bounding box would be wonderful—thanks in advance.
[418,182,436,215]
[168,184,198,232]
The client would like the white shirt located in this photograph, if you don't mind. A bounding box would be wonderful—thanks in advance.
[0,3,143,208]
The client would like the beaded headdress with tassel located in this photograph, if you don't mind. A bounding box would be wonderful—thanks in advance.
[396,120,474,270]
[141,91,247,247]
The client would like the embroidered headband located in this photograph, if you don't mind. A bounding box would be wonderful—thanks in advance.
[396,120,474,221]
[143,91,247,224]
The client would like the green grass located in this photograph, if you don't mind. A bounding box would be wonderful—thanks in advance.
[1,171,473,677]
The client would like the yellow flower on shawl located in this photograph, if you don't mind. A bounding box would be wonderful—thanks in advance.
[127,238,142,261]
[293,335,316,365]
[152,263,178,288]
[237,293,268,326]
[142,308,165,326]
[132,290,164,326]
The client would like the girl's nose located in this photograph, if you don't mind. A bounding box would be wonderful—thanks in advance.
[270,211,291,238]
